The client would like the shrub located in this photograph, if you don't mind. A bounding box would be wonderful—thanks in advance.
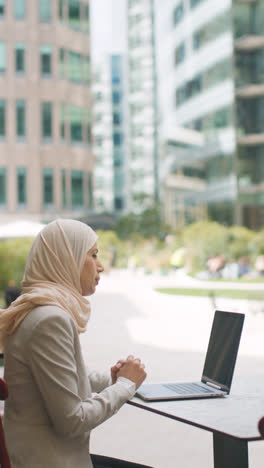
[0,238,34,290]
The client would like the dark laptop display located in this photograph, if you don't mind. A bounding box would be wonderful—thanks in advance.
[202,311,245,393]
[136,310,245,401]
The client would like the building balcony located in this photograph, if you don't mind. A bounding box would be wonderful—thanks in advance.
[237,133,264,146]
[236,84,264,98]
[234,35,264,51]
[164,173,205,192]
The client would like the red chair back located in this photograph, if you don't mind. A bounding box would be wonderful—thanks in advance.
[0,378,11,468]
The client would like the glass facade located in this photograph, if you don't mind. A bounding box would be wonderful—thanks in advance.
[235,49,264,88]
[0,42,6,73]
[71,170,83,206]
[0,100,5,137]
[40,45,52,76]
[41,102,52,140]
[17,167,27,205]
[0,168,6,205]
[232,0,264,227]
[43,168,53,204]
[14,0,25,19]
[233,1,264,39]
[15,42,25,73]
[16,100,26,138]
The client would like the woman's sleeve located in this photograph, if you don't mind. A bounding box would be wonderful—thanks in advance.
[27,313,136,442]
[87,369,112,393]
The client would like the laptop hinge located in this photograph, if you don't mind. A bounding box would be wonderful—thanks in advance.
[206,381,222,390]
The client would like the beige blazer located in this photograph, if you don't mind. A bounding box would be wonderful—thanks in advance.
[3,305,135,468]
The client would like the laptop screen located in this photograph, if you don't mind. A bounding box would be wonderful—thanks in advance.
[202,310,245,392]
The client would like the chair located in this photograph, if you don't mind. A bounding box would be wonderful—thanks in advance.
[0,378,11,468]
[258,416,264,437]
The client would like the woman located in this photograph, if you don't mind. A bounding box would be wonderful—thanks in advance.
[0,219,152,468]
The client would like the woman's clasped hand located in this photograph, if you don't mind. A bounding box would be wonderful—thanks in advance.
[111,355,146,388]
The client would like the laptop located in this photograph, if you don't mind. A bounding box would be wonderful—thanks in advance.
[136,310,245,401]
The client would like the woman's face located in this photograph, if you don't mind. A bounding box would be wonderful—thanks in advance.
[80,242,104,296]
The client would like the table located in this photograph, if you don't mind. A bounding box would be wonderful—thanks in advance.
[128,376,264,468]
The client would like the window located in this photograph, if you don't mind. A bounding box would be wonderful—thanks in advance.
[62,168,66,207]
[17,167,27,205]
[112,55,122,84]
[0,0,5,18]
[40,45,52,76]
[15,42,25,73]
[112,91,121,104]
[0,42,6,73]
[175,42,185,66]
[71,170,83,207]
[113,132,123,146]
[41,102,52,139]
[83,3,89,33]
[83,109,91,144]
[59,0,63,20]
[113,112,122,125]
[59,48,65,78]
[83,56,90,85]
[69,105,82,142]
[43,168,53,204]
[16,100,26,138]
[193,9,231,51]
[39,0,51,22]
[175,58,231,106]
[190,0,204,8]
[0,168,6,205]
[88,172,93,209]
[60,103,66,140]
[68,0,81,30]
[14,0,25,19]
[68,51,82,82]
[173,2,184,26]
[0,100,5,137]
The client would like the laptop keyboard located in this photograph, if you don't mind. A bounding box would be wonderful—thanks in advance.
[164,382,214,395]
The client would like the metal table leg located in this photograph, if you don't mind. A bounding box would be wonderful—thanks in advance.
[213,433,248,468]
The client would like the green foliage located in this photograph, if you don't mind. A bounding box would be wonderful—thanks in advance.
[227,226,255,260]
[249,228,264,256]
[182,220,229,271]
[0,238,34,290]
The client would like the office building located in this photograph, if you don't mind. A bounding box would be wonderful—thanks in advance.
[127,0,159,212]
[154,0,264,230]
[92,54,128,215]
[0,0,93,222]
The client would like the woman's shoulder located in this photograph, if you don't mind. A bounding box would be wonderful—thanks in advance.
[21,305,74,336]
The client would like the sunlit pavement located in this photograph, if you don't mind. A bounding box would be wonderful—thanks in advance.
[80,269,264,468]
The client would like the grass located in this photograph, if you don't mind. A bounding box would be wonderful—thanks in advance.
[156,288,264,301]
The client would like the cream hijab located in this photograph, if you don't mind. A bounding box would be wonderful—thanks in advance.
[0,219,98,348]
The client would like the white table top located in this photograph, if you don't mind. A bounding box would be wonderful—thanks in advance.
[128,375,264,441]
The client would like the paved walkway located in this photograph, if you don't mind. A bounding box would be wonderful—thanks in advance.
[80,269,264,467]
